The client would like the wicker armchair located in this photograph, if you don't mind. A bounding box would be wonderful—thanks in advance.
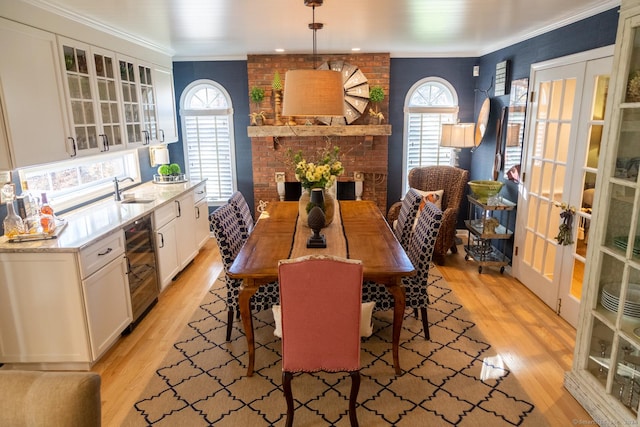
[387,166,469,265]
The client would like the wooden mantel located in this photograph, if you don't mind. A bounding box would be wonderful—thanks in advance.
[247,125,391,138]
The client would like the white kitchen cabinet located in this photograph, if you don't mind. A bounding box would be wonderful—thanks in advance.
[153,188,201,291]
[58,37,126,157]
[154,206,180,291]
[0,230,131,369]
[0,252,90,365]
[117,54,162,146]
[194,182,210,249]
[0,18,72,168]
[82,254,131,360]
[154,66,178,143]
[176,190,198,268]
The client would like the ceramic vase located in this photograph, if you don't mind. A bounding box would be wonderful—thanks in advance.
[298,188,334,227]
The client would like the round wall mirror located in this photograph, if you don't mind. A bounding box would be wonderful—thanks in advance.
[475,98,490,146]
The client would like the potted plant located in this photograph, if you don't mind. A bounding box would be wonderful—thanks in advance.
[155,163,184,183]
[368,85,385,124]
[249,86,265,125]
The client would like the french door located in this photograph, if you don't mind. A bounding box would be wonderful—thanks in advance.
[513,47,612,327]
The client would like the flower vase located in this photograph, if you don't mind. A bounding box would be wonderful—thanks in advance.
[299,189,334,227]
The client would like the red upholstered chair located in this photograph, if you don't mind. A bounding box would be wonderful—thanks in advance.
[278,255,364,427]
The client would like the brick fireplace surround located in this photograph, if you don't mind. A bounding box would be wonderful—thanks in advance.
[247,53,391,213]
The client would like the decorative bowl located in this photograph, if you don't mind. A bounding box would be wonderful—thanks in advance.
[468,180,504,202]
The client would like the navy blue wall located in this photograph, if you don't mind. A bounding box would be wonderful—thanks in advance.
[387,57,478,207]
[171,61,253,210]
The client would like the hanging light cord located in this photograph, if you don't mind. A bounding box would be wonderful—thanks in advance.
[312,5,317,68]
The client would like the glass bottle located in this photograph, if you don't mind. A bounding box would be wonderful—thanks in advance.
[3,200,25,238]
[40,193,55,233]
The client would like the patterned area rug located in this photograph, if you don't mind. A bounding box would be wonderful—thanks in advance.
[123,268,547,426]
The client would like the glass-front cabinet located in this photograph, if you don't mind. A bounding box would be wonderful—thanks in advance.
[117,55,160,146]
[58,38,124,156]
[566,1,640,423]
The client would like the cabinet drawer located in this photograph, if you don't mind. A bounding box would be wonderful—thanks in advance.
[79,230,125,279]
[153,202,177,229]
[193,182,207,203]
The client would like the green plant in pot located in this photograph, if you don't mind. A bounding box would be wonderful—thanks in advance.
[368,85,385,124]
[157,163,183,182]
[249,86,266,125]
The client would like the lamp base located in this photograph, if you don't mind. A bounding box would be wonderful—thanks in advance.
[307,232,326,248]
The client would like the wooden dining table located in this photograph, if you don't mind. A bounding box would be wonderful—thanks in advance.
[228,200,415,376]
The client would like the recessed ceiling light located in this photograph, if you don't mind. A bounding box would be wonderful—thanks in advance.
[351,47,361,52]
[275,48,285,53]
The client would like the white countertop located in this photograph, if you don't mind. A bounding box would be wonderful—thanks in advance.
[0,179,206,253]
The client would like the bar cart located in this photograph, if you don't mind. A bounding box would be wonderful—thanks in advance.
[464,195,516,273]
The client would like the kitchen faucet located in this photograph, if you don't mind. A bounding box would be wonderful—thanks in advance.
[113,177,134,201]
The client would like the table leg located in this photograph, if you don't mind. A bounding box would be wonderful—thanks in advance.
[238,279,258,376]
[385,281,406,375]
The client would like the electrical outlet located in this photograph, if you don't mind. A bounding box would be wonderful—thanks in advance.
[1,183,15,204]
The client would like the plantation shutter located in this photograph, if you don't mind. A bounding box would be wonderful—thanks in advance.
[181,82,235,204]
[403,78,459,191]
[406,112,455,171]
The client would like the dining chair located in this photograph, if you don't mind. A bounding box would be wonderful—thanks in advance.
[228,191,254,238]
[392,188,423,249]
[278,255,364,427]
[210,203,279,341]
[387,166,468,265]
[363,202,442,340]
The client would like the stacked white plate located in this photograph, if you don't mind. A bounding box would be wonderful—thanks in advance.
[613,236,640,256]
[601,283,640,318]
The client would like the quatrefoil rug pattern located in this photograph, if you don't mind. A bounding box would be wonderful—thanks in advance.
[123,268,546,426]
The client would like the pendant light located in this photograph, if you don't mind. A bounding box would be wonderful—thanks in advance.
[281,0,344,118]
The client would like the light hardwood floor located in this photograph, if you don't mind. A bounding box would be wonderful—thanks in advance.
[92,238,593,425]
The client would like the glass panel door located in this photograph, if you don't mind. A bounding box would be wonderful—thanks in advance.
[62,43,99,152]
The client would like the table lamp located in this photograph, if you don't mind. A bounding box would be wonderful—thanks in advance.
[440,123,475,167]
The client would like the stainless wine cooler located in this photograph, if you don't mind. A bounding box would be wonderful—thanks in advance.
[124,214,159,331]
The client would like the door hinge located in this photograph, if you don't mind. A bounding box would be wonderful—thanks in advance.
[557,298,562,315]
[521,171,526,183]
[530,91,536,103]
[514,246,518,256]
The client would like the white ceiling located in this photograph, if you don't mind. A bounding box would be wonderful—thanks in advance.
[31,0,620,59]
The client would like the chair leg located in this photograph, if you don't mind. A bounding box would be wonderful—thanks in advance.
[283,371,294,427]
[413,308,419,319]
[348,371,360,427]
[226,310,234,341]
[420,307,430,340]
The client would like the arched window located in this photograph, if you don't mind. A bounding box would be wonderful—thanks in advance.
[402,77,459,190]
[180,80,236,205]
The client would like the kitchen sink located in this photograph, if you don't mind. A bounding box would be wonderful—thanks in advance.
[120,197,155,204]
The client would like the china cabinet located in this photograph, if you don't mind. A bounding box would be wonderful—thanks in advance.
[464,195,516,274]
[565,0,640,423]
